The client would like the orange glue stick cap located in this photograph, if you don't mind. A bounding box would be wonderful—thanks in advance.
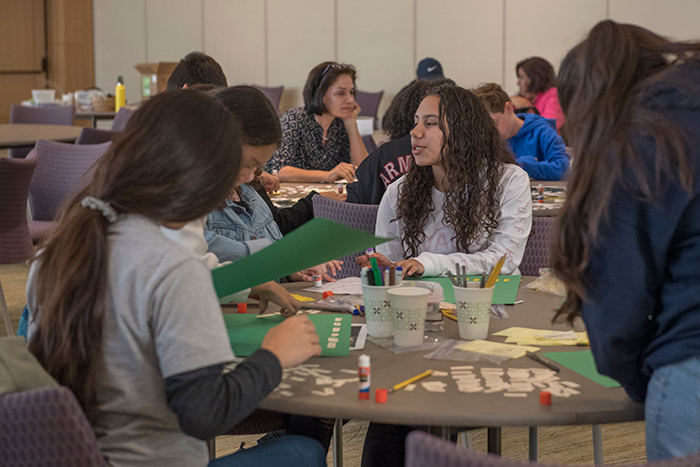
[237,303,247,314]
[375,388,387,403]
[322,291,334,299]
[540,390,552,405]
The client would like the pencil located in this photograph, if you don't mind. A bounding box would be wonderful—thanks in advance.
[485,255,507,288]
[441,310,458,322]
[387,369,434,394]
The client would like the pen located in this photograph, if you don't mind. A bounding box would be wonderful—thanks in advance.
[387,369,434,394]
[480,272,486,288]
[447,271,458,287]
[525,351,560,372]
[455,264,461,287]
[461,265,467,287]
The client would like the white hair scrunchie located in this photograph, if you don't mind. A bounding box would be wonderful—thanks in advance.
[80,196,118,223]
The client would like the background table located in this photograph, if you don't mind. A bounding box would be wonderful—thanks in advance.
[245,279,642,449]
[0,123,83,149]
[75,110,116,128]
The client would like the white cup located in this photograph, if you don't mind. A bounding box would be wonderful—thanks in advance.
[362,284,400,338]
[453,285,494,340]
[388,287,429,347]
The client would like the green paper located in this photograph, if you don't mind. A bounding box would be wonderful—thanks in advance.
[223,314,351,357]
[212,218,390,301]
[542,350,621,388]
[411,275,522,305]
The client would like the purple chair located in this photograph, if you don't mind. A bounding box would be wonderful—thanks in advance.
[354,89,384,130]
[312,195,379,278]
[76,127,120,145]
[26,139,112,242]
[110,106,137,131]
[0,158,37,264]
[405,430,700,467]
[8,104,75,159]
[519,216,555,276]
[362,134,377,154]
[0,386,108,467]
[253,85,284,112]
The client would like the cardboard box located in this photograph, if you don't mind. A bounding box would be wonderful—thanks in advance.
[134,62,178,100]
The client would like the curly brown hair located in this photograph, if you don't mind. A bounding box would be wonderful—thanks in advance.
[396,84,514,258]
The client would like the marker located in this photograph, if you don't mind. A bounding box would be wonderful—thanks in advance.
[387,369,434,394]
[480,272,487,288]
[395,266,403,285]
[461,265,467,287]
[455,264,461,287]
[526,351,560,372]
[370,257,383,286]
[389,265,396,286]
[447,271,458,287]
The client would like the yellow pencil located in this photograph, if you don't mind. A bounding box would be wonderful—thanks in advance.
[387,369,434,394]
[485,254,507,288]
[441,310,458,322]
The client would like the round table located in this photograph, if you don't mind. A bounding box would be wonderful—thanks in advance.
[0,123,83,149]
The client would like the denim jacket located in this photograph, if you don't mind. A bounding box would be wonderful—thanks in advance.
[204,184,283,263]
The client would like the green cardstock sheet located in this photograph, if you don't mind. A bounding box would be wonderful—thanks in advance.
[412,275,522,305]
[212,218,391,302]
[223,313,352,357]
[542,350,621,388]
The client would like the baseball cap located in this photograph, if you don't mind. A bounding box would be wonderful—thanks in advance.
[416,58,444,80]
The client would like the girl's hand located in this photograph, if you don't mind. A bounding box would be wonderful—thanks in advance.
[251,281,301,316]
[262,316,322,368]
[293,260,344,282]
[355,252,393,268]
[260,171,280,193]
[395,259,425,277]
[323,163,356,183]
[342,101,362,125]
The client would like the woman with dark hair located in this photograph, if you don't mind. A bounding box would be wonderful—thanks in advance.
[357,83,532,280]
[516,56,565,131]
[264,61,368,182]
[347,78,453,204]
[552,20,700,461]
[25,90,326,467]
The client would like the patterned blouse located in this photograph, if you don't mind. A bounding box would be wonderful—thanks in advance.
[264,106,350,173]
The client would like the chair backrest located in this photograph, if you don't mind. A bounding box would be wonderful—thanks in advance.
[0,386,108,466]
[9,105,76,158]
[110,106,137,131]
[312,195,379,278]
[362,134,377,154]
[253,85,284,111]
[27,139,112,221]
[519,216,555,276]
[0,158,37,264]
[76,127,120,145]
[354,89,384,129]
[405,431,700,467]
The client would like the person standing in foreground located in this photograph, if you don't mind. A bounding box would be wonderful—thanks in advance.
[26,90,326,467]
[552,20,700,461]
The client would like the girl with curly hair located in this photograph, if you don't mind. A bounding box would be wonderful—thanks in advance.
[357,83,532,279]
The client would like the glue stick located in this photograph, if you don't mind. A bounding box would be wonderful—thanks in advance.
[358,354,370,400]
[312,274,322,287]
[395,266,403,285]
[538,184,544,203]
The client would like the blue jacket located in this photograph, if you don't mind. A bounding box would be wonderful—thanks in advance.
[204,184,282,263]
[580,60,700,402]
[507,114,569,181]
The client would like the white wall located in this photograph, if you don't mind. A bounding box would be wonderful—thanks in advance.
[94,0,700,119]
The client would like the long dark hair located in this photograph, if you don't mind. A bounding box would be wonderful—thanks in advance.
[382,78,454,141]
[396,84,513,257]
[516,56,556,94]
[552,20,699,324]
[28,90,241,419]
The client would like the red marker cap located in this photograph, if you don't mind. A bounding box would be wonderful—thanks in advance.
[375,388,387,403]
[322,291,334,299]
[237,303,247,314]
[540,390,552,405]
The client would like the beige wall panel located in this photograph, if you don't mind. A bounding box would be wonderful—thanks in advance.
[267,0,335,111]
[417,0,503,91]
[0,0,44,71]
[504,0,606,95]
[337,0,413,125]
[203,0,265,86]
[609,0,700,41]
[93,0,146,104]
[0,75,45,123]
[146,0,203,62]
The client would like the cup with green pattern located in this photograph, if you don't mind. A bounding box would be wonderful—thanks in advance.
[453,285,494,340]
[362,284,400,338]
[388,287,429,347]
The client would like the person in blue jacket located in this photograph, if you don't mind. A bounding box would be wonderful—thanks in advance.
[552,20,700,461]
[473,82,569,181]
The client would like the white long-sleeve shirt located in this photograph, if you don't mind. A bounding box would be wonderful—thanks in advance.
[375,164,532,277]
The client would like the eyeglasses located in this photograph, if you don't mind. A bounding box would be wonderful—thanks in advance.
[514,107,540,115]
[321,63,342,78]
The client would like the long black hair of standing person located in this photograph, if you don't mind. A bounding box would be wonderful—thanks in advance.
[28,90,242,420]
[552,20,700,324]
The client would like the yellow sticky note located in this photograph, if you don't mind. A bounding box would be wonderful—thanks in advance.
[455,340,539,359]
[290,294,316,302]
